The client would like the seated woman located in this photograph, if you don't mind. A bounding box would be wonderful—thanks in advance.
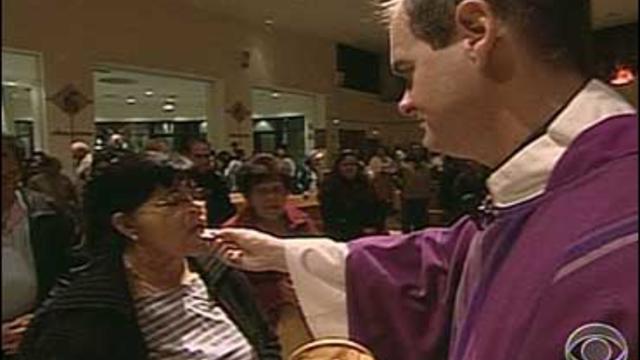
[223,153,316,358]
[319,150,383,241]
[19,151,280,360]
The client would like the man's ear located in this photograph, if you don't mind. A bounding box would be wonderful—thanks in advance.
[455,0,502,68]
[111,212,138,241]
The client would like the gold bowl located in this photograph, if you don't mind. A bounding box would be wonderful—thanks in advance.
[288,338,376,360]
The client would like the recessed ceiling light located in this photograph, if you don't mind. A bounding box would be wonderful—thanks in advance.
[126,96,137,105]
[332,118,341,125]
[271,91,281,99]
[265,18,274,26]
[163,103,176,112]
[144,89,154,97]
[165,95,177,103]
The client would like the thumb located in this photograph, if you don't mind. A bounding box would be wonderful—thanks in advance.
[211,228,260,248]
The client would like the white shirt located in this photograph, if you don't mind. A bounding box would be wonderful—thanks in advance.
[2,191,38,321]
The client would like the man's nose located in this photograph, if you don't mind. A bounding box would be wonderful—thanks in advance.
[398,90,417,117]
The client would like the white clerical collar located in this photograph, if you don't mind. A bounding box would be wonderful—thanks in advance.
[487,79,636,208]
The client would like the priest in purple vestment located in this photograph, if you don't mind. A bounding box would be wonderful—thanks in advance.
[212,1,638,359]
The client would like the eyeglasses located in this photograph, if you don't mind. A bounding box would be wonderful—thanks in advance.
[160,186,210,204]
[153,193,194,208]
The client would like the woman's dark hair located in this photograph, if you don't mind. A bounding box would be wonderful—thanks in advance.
[331,149,367,182]
[236,153,291,196]
[83,150,194,254]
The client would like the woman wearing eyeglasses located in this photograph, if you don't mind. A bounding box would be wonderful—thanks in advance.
[223,153,317,358]
[19,151,280,360]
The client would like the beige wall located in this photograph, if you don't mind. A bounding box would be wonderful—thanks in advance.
[3,0,408,172]
[327,88,420,151]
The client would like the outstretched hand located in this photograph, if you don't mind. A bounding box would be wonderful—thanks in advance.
[201,228,288,273]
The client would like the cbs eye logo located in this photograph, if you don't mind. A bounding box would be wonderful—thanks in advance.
[564,323,629,360]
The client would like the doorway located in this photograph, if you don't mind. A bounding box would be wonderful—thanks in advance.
[253,116,305,161]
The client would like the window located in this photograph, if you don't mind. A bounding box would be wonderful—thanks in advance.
[251,88,318,164]
[336,44,381,94]
[2,51,45,158]
[93,67,212,152]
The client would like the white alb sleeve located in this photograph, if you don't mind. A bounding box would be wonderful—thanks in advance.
[285,238,349,338]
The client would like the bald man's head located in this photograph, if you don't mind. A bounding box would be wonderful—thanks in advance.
[71,141,91,160]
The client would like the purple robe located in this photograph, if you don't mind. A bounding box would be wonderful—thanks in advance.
[345,90,638,358]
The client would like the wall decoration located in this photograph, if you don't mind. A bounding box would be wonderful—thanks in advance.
[226,101,252,123]
[47,83,93,141]
[48,83,92,116]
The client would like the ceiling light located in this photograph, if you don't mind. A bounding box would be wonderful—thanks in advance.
[265,18,274,26]
[126,96,137,105]
[3,81,18,87]
[144,89,154,97]
[165,95,177,104]
[332,118,341,126]
[162,103,176,112]
[271,91,281,99]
